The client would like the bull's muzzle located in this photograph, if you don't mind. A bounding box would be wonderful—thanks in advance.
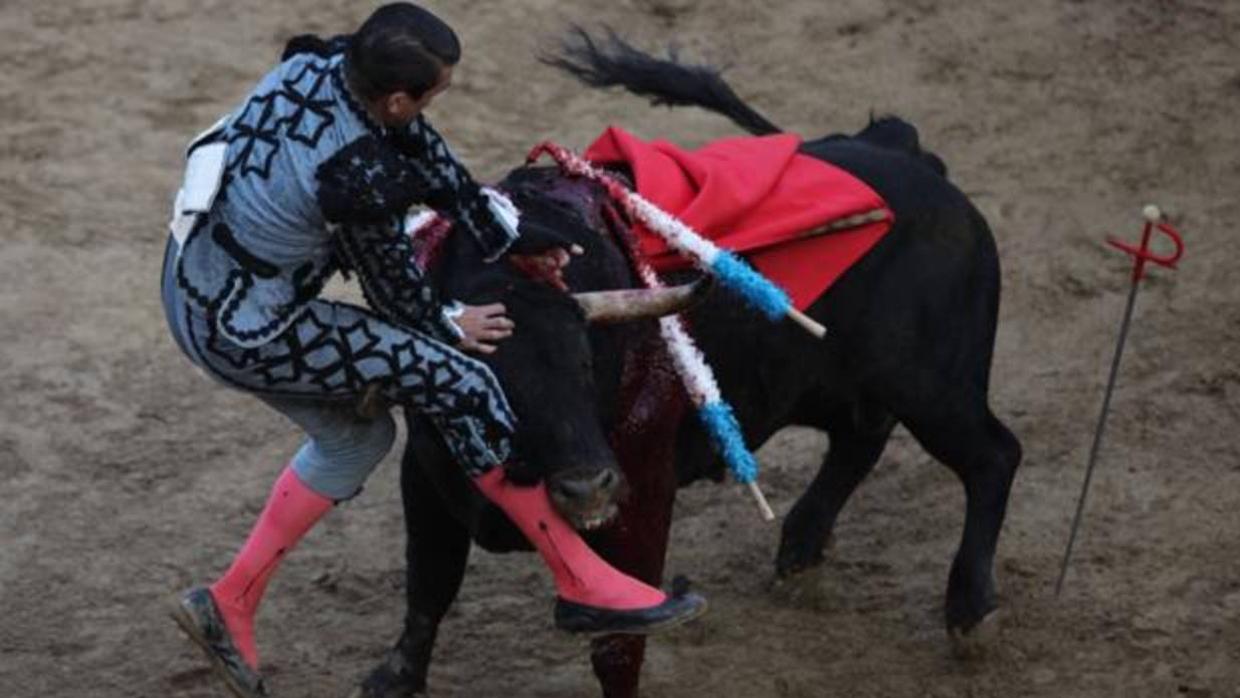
[547,467,624,531]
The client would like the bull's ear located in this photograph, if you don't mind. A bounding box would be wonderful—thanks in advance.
[572,277,713,324]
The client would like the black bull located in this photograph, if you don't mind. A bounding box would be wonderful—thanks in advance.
[355,44,1022,698]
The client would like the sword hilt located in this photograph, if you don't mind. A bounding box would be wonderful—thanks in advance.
[1106,205,1185,282]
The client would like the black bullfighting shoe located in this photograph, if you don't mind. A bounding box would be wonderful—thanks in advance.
[169,587,270,698]
[554,583,708,636]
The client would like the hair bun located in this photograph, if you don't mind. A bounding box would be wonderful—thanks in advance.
[281,34,337,61]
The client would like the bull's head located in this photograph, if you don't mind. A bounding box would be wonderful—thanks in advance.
[435,167,707,530]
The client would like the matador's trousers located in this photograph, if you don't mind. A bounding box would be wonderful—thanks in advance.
[160,243,516,500]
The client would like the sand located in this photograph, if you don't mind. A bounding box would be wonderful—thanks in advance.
[1,0,1237,696]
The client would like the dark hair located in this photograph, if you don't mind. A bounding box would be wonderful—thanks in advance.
[345,3,461,101]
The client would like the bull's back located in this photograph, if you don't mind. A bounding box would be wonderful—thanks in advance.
[799,131,1003,395]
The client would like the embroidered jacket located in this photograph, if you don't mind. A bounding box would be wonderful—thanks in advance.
[173,46,517,348]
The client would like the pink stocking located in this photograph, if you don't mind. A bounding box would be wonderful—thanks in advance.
[473,468,666,610]
[209,466,333,669]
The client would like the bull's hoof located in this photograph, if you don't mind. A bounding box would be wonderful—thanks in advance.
[774,532,835,579]
[947,608,1004,660]
[349,648,426,698]
[768,564,841,613]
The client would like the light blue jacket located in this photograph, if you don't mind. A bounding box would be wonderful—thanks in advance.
[169,46,517,348]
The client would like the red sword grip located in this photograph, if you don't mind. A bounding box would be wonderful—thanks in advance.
[1106,219,1185,282]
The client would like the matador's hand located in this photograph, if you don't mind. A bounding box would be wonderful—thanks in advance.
[456,303,514,355]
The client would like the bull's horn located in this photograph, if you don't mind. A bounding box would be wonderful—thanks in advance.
[573,277,712,324]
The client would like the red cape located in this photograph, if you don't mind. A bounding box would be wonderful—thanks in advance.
[584,126,893,309]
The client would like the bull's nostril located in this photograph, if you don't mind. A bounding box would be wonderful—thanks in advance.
[550,480,572,500]
[552,477,590,500]
[595,469,619,493]
[551,469,619,501]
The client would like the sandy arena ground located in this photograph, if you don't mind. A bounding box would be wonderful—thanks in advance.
[2,0,1238,696]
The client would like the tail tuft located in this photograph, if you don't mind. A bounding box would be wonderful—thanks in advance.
[542,27,783,136]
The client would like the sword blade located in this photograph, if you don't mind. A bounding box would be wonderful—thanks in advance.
[1054,276,1143,596]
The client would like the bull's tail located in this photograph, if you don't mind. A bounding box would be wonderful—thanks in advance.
[543,27,783,137]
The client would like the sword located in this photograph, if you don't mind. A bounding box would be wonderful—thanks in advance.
[1054,205,1185,596]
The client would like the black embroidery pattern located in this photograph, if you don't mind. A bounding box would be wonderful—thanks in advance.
[190,300,515,474]
[326,59,515,258]
[227,92,282,179]
[214,258,336,346]
[395,117,518,259]
[334,221,459,343]
[316,136,426,224]
[169,54,520,474]
[227,58,336,180]
[315,119,516,260]
[211,223,279,278]
[209,309,378,392]
[176,219,336,347]
[280,61,336,147]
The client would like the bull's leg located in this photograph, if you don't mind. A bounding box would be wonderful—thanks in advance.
[590,635,649,698]
[776,400,896,577]
[900,401,1022,635]
[353,455,471,698]
[589,442,678,697]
